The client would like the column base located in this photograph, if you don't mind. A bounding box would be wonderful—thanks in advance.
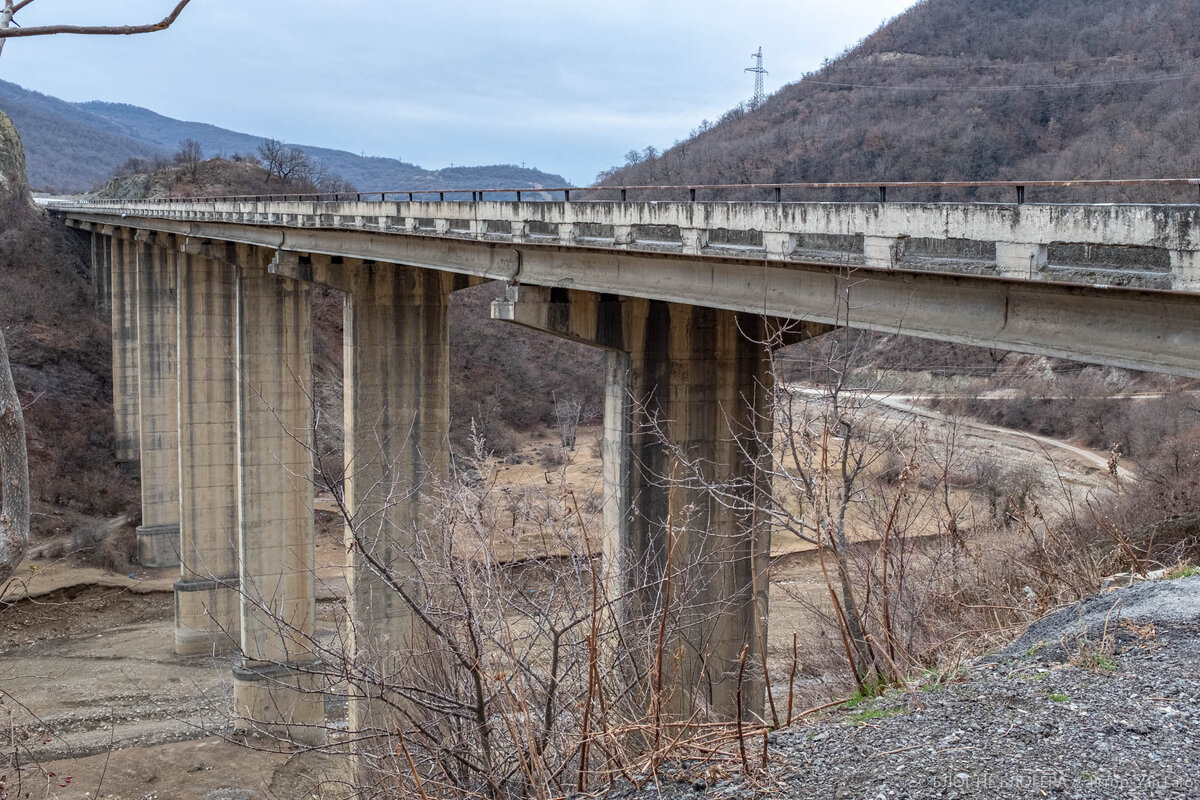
[116,459,140,476]
[136,523,181,568]
[175,577,240,656]
[233,661,326,746]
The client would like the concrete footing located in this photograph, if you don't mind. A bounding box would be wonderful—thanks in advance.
[136,523,181,568]
[231,661,325,746]
[174,577,240,655]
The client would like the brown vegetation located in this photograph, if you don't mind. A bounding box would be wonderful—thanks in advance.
[603,0,1200,203]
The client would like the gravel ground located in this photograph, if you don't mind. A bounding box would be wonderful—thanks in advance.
[606,576,1200,800]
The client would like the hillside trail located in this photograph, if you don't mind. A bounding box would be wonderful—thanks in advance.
[791,385,1126,491]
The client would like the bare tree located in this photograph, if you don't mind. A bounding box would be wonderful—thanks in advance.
[552,392,583,450]
[257,138,310,185]
[174,138,204,177]
[0,328,28,584]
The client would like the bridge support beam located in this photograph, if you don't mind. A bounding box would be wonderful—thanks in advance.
[1170,250,1200,291]
[174,243,240,656]
[134,231,181,568]
[681,228,709,255]
[863,235,906,269]
[342,262,453,789]
[232,255,323,744]
[494,287,830,723]
[109,231,141,473]
[996,242,1048,280]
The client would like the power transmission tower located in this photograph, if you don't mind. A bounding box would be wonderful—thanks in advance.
[746,47,768,108]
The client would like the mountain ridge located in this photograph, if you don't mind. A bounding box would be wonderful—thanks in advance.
[0,79,567,193]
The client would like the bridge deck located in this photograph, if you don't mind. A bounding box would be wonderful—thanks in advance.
[58,199,1200,377]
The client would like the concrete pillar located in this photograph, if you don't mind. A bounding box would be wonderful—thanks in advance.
[110,232,141,472]
[605,300,772,723]
[613,225,635,248]
[90,232,112,313]
[863,235,907,269]
[681,228,709,255]
[174,246,240,656]
[1170,250,1200,291]
[232,254,323,744]
[470,219,489,237]
[135,231,181,568]
[558,222,576,244]
[996,242,1048,280]
[342,263,452,786]
[511,221,528,243]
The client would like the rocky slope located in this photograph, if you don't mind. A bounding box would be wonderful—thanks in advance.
[609,576,1200,800]
[0,108,31,207]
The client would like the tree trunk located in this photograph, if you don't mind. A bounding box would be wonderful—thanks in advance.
[0,326,30,584]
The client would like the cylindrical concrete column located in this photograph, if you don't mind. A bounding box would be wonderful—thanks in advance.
[232,254,323,744]
[110,232,140,472]
[604,300,773,724]
[341,263,452,785]
[91,232,112,313]
[135,231,181,568]
[174,249,240,656]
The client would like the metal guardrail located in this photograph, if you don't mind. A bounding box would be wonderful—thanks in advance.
[67,178,1200,206]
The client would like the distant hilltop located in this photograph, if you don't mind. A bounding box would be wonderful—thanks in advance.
[0,79,567,194]
[605,0,1200,192]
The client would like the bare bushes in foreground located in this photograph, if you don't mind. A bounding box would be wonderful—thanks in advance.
[240,428,775,799]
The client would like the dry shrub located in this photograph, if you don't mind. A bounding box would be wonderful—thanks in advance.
[538,444,565,468]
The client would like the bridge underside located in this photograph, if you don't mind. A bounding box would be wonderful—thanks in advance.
[59,201,1200,784]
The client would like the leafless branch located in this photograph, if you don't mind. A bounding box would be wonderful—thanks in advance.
[0,0,194,40]
[0,328,30,584]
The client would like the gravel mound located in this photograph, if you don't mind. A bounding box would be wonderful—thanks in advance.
[605,577,1200,800]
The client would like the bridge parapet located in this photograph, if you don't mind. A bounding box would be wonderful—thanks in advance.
[59,199,1200,289]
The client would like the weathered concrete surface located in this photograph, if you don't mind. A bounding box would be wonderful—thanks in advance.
[175,243,240,656]
[494,286,832,723]
[90,232,112,314]
[232,254,322,744]
[134,232,180,568]
[108,231,141,471]
[58,197,1200,288]
[341,260,453,788]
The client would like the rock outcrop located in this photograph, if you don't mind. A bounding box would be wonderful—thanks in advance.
[0,109,33,209]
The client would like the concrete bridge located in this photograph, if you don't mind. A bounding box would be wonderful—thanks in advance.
[55,186,1200,751]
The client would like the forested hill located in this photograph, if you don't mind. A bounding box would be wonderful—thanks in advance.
[0,79,567,193]
[605,0,1200,191]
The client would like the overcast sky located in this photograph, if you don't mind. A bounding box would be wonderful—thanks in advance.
[0,0,916,183]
